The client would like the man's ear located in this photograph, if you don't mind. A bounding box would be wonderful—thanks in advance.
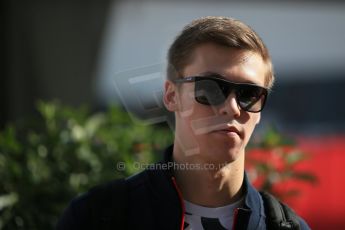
[163,80,178,112]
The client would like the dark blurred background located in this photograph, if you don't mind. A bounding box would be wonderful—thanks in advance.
[1,0,111,128]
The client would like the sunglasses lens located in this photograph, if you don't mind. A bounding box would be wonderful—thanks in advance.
[194,77,267,112]
[237,85,267,112]
[194,79,227,105]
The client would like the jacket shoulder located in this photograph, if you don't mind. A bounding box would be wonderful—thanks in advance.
[56,178,127,230]
[260,191,311,230]
[298,216,311,230]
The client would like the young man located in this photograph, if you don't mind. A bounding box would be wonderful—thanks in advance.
[57,16,310,230]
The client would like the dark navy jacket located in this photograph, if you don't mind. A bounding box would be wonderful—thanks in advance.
[57,145,310,230]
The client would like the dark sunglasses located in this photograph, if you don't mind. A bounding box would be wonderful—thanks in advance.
[173,76,269,113]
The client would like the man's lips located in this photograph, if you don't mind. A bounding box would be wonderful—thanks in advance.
[190,117,243,138]
[211,125,242,138]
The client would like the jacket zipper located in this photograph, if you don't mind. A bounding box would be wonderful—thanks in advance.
[171,176,186,230]
[232,208,239,230]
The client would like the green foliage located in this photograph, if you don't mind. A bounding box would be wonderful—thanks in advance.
[0,101,173,230]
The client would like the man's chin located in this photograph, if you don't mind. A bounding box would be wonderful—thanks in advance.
[197,145,244,165]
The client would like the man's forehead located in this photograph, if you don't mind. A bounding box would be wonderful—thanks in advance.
[192,43,256,61]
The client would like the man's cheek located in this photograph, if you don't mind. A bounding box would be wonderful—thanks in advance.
[176,118,202,157]
[178,90,197,117]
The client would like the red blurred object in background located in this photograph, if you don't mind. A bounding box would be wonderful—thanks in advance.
[287,136,345,229]
[248,136,345,229]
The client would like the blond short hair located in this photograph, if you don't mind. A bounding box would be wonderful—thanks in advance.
[167,16,274,88]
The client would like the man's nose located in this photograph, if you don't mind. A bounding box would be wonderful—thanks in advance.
[219,92,241,117]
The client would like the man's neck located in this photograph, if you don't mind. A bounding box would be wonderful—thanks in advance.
[172,144,245,208]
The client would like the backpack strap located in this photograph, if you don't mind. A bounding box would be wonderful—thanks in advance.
[260,191,301,230]
[88,178,128,230]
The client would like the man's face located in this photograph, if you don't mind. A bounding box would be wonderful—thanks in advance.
[165,43,267,165]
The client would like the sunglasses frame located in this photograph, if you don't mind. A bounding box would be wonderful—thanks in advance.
[173,75,270,113]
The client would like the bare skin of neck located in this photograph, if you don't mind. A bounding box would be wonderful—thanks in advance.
[172,144,245,208]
